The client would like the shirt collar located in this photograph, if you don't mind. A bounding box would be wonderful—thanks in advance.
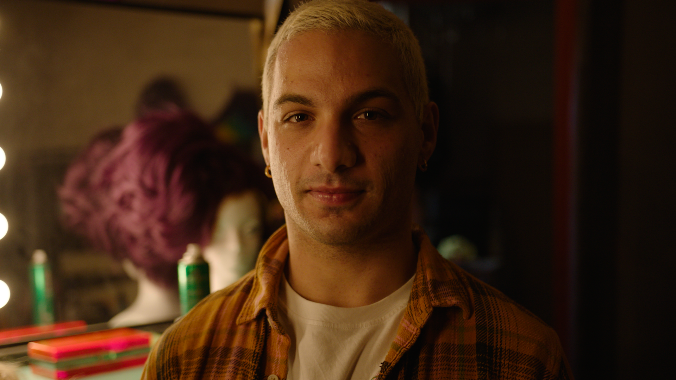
[409,225,473,323]
[236,225,473,326]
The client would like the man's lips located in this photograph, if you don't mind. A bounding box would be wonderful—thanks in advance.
[306,186,365,204]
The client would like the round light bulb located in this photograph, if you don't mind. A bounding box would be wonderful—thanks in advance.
[0,147,6,171]
[0,280,9,309]
[0,213,7,240]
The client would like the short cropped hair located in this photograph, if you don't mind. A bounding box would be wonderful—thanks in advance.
[261,0,429,122]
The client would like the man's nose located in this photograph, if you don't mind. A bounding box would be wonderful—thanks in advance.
[311,116,358,173]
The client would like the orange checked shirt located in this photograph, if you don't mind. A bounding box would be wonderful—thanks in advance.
[142,225,573,380]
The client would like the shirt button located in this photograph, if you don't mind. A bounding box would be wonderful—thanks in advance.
[267,375,279,380]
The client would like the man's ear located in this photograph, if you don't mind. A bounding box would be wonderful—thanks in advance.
[258,110,270,166]
[419,101,439,164]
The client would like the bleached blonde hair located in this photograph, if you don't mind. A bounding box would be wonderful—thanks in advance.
[261,0,429,122]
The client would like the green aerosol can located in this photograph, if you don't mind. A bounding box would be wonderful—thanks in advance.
[178,244,210,315]
[30,249,55,325]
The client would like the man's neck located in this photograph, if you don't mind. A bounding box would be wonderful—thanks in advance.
[284,223,418,308]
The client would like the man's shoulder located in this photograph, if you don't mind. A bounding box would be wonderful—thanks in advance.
[416,232,556,340]
[143,272,261,379]
[168,272,257,340]
[430,260,571,376]
[441,259,559,340]
[413,258,572,378]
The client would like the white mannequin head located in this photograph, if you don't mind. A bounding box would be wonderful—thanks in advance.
[203,190,265,291]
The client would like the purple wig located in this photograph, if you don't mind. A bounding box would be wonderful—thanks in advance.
[58,127,123,245]
[61,110,272,289]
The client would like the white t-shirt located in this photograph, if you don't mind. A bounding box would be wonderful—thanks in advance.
[278,275,414,380]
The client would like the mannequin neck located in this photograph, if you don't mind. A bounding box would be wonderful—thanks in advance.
[108,271,180,328]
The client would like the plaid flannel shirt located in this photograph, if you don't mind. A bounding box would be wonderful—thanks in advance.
[142,225,573,380]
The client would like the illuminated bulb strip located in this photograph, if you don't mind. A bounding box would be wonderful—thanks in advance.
[0,84,9,307]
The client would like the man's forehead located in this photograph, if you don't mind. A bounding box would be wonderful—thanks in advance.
[268,29,409,106]
[272,29,402,76]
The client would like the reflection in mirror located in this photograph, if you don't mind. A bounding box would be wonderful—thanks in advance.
[0,0,264,330]
[203,190,266,292]
[56,110,273,327]
[59,110,272,327]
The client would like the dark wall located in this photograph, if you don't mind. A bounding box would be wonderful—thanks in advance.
[410,0,556,326]
[566,0,675,377]
[615,0,676,378]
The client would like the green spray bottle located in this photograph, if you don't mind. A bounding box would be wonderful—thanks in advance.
[178,244,210,315]
[30,249,55,325]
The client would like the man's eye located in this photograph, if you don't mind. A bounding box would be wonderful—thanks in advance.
[287,113,309,123]
[357,110,381,120]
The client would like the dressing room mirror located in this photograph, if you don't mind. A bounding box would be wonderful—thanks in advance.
[0,0,270,330]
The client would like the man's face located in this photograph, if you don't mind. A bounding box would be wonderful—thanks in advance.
[259,29,435,246]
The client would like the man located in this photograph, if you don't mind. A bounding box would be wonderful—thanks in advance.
[142,0,573,379]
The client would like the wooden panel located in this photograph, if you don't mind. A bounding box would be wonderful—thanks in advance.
[61,0,265,18]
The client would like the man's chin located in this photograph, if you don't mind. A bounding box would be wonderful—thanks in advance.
[300,218,376,247]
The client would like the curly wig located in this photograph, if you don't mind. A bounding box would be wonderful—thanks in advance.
[60,110,272,288]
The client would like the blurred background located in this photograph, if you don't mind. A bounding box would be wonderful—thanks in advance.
[0,0,674,379]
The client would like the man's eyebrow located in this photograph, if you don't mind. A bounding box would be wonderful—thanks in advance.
[273,94,314,109]
[273,88,402,110]
[349,88,402,107]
